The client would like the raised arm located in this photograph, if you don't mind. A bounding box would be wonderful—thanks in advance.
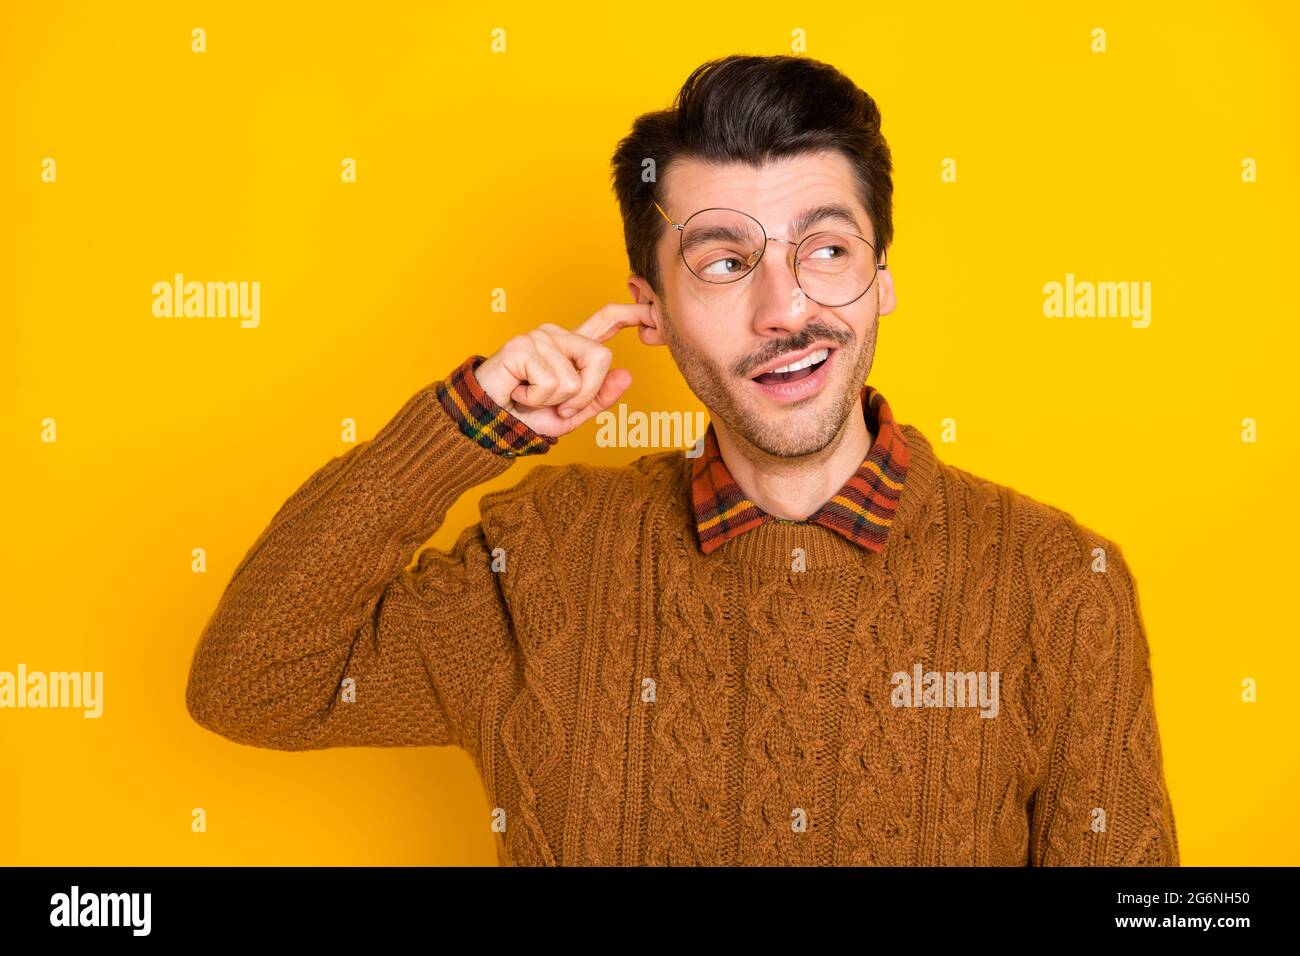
[185,306,644,751]
[184,355,555,750]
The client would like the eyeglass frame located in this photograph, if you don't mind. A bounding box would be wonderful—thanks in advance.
[650,193,888,308]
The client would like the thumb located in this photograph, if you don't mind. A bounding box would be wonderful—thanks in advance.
[564,368,632,430]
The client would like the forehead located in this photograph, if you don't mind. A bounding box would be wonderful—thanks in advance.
[659,149,867,233]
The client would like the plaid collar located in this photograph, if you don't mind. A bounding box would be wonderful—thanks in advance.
[692,384,910,555]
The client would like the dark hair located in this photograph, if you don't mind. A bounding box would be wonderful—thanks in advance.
[609,54,894,296]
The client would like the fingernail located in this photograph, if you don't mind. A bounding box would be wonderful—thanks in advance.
[560,407,575,418]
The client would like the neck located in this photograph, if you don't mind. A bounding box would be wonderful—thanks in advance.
[711,393,873,520]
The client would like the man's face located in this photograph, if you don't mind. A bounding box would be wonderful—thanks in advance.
[629,149,895,459]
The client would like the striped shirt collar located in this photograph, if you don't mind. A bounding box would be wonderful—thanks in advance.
[691,384,910,555]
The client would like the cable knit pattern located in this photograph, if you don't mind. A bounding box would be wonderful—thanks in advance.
[645,489,749,865]
[185,371,1180,866]
[934,469,1003,865]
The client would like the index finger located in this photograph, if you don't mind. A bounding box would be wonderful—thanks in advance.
[572,303,653,344]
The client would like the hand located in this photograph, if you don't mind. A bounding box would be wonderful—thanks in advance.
[471,303,649,439]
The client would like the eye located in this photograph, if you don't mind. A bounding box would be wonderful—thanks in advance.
[699,255,747,277]
[807,244,846,260]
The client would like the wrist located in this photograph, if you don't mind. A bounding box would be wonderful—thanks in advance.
[437,354,557,458]
[470,356,513,410]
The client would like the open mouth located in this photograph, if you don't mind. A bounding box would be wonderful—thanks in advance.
[751,347,833,386]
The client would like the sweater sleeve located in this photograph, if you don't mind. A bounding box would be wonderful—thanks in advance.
[184,357,553,750]
[1029,539,1180,865]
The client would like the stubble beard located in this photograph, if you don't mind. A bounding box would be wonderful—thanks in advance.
[660,301,877,460]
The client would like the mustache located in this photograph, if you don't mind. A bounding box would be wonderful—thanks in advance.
[733,326,852,378]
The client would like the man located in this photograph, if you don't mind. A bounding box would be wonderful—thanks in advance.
[185,54,1179,866]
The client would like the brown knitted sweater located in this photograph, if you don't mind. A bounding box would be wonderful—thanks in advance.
[185,375,1180,866]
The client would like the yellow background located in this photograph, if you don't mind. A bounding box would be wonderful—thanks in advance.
[1,1,1296,865]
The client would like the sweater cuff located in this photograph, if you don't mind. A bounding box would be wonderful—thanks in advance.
[435,354,559,458]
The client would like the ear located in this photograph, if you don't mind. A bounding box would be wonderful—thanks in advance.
[627,274,668,346]
[875,262,897,316]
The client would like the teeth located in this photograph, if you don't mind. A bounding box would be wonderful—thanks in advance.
[768,348,829,375]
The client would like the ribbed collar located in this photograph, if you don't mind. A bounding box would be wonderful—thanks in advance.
[691,384,911,555]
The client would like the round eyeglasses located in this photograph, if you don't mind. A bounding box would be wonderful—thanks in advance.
[652,197,885,308]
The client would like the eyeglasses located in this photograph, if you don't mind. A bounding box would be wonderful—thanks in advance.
[651,194,885,308]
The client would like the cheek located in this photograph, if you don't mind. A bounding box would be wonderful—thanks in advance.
[812,305,874,350]
[663,303,704,357]
[840,301,879,341]
[664,303,735,373]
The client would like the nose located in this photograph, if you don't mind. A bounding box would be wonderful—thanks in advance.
[749,237,811,334]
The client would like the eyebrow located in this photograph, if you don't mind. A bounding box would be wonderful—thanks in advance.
[680,223,753,256]
[789,203,862,238]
